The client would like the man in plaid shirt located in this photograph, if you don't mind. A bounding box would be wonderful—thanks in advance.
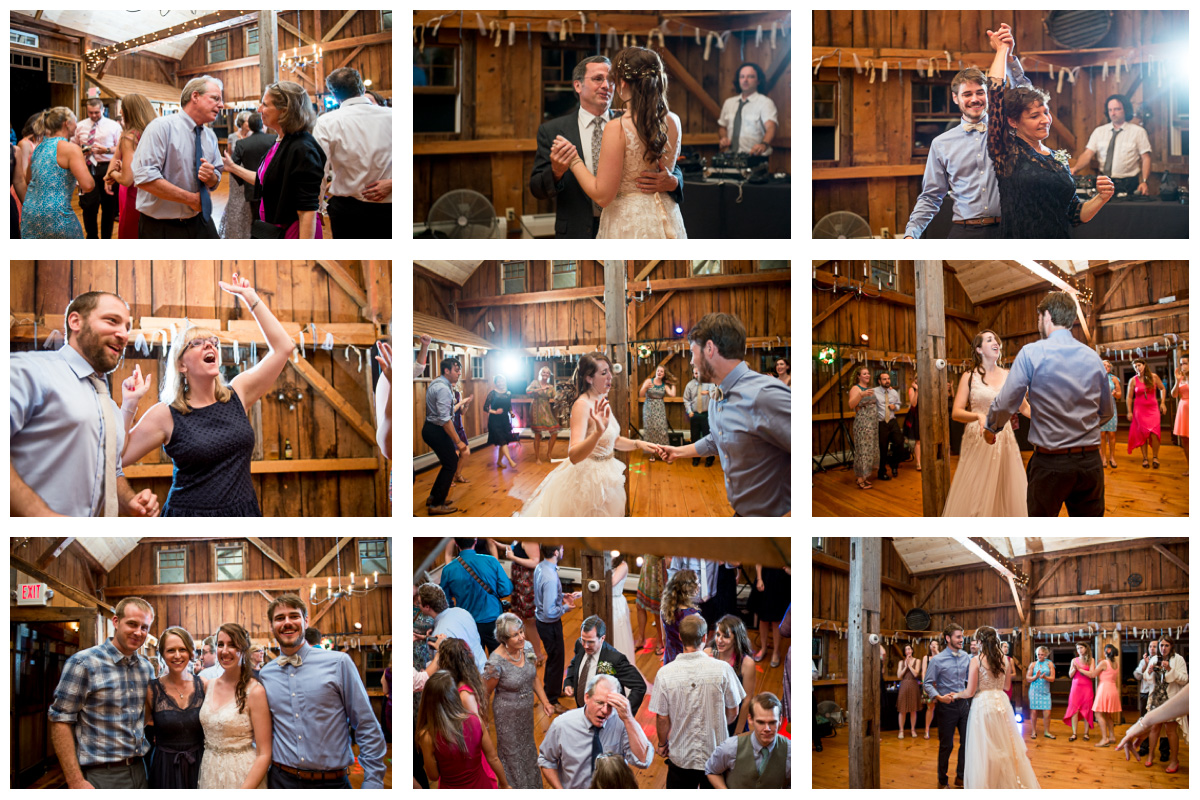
[49,597,156,788]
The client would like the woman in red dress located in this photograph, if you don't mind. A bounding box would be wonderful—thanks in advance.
[103,93,157,239]
[417,671,508,788]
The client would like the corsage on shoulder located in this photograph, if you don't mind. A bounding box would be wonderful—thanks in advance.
[1051,150,1071,169]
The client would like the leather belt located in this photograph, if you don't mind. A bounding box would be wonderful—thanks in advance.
[84,755,145,769]
[1034,445,1099,455]
[953,216,1001,226]
[272,762,350,781]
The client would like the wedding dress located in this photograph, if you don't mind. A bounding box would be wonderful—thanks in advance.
[196,687,267,789]
[610,573,638,663]
[517,411,626,516]
[942,374,1028,516]
[963,655,1041,788]
[596,114,688,239]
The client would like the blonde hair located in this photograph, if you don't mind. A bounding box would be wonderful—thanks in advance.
[1036,646,1049,657]
[264,81,316,134]
[181,75,223,108]
[161,325,232,414]
[42,106,77,134]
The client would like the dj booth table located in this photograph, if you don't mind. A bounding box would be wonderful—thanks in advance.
[680,178,791,239]
[922,196,1188,239]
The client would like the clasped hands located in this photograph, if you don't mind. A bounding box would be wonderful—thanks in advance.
[549,135,675,193]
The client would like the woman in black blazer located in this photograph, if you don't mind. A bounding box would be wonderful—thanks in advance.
[221,80,326,238]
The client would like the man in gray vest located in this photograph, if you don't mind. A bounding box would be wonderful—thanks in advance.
[705,692,790,788]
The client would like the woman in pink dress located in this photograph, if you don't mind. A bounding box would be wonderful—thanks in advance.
[1088,644,1122,747]
[1171,355,1188,476]
[1126,359,1167,468]
[417,671,508,789]
[1064,643,1096,741]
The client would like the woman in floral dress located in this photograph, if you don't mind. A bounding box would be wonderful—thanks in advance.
[526,366,561,462]
[502,541,547,665]
[639,365,674,460]
[849,367,879,489]
[635,555,665,655]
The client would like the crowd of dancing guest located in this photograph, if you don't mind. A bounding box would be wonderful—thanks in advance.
[10,66,390,240]
[413,549,792,788]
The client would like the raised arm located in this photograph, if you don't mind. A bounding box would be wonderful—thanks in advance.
[120,402,172,467]
[374,342,392,458]
[225,275,294,412]
[567,397,606,464]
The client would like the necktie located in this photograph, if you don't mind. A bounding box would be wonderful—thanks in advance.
[590,725,604,774]
[698,385,708,413]
[757,742,770,775]
[87,374,118,517]
[577,652,594,702]
[962,122,986,133]
[86,124,97,167]
[276,653,303,667]
[590,115,605,216]
[730,99,748,153]
[194,124,212,219]
[1103,127,1121,177]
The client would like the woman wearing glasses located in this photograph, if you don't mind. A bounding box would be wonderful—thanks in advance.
[119,273,293,515]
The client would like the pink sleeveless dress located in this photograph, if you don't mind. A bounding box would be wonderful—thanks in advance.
[1091,663,1120,713]
[1127,377,1162,452]
[1062,658,1095,728]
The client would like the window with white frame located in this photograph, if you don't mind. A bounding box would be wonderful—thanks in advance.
[214,543,245,581]
[157,547,187,584]
[359,538,390,575]
[207,34,228,64]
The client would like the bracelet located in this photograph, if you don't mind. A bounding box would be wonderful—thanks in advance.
[249,298,260,311]
[569,157,584,169]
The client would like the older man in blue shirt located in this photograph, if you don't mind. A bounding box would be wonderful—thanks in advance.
[904,33,1032,239]
[421,357,468,514]
[923,623,971,788]
[984,291,1114,516]
[441,537,513,653]
[258,594,386,789]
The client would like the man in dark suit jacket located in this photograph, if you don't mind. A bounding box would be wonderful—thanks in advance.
[231,113,277,221]
[530,55,684,238]
[563,615,647,715]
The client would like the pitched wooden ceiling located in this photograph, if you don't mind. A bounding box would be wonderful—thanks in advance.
[891,537,1139,575]
[75,537,143,572]
[414,260,485,287]
[944,260,1129,304]
[17,10,216,59]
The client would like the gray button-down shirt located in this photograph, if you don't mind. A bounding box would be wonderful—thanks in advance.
[704,732,790,783]
[537,706,652,789]
[985,328,1115,448]
[424,375,454,425]
[922,647,971,700]
[11,346,126,516]
[667,557,727,602]
[693,361,790,516]
[683,378,716,415]
[131,111,223,220]
[873,386,901,422]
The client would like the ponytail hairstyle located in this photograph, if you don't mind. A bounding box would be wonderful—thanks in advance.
[613,47,670,166]
[215,622,254,715]
[558,352,614,411]
[974,625,1005,677]
[41,107,77,135]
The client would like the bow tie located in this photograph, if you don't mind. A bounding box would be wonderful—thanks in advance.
[962,122,986,133]
[711,387,724,402]
[276,654,303,668]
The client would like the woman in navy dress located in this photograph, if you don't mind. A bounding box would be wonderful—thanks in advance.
[145,627,206,788]
[119,274,294,515]
[485,375,518,468]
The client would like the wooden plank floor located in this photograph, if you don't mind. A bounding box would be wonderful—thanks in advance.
[813,434,1189,516]
[413,436,735,516]
[472,595,790,788]
[812,708,1188,788]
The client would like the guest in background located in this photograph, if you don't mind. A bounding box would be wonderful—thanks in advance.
[1171,355,1188,475]
[439,537,513,654]
[217,110,253,239]
[538,674,651,789]
[1073,93,1152,195]
[708,615,756,735]
[750,564,789,667]
[418,583,486,673]
[896,643,922,738]
[773,357,791,387]
[639,365,674,461]
[635,554,666,656]
[526,366,561,463]
[145,626,205,789]
[563,615,647,715]
[73,98,122,238]
[1088,644,1121,747]
[230,113,275,222]
[21,107,93,239]
[717,62,777,156]
[1065,643,1096,741]
[484,613,554,788]
[417,671,508,788]
[660,568,700,666]
[102,93,157,240]
[16,111,45,189]
[422,358,467,515]
[904,375,922,470]
[485,375,518,469]
[849,366,879,489]
[779,607,791,725]
[502,541,547,664]
[534,544,579,714]
[590,754,639,788]
[1127,359,1166,468]
[1100,360,1122,468]
[874,371,904,481]
[1142,636,1187,774]
[1026,646,1055,740]
[922,639,941,739]
[683,367,716,467]
[1132,640,1171,761]
[435,638,491,745]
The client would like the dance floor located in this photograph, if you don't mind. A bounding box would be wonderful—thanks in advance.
[413,435,735,516]
[462,596,790,789]
[812,710,1187,788]
[812,434,1189,516]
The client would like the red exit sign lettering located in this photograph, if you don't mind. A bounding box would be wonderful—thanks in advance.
[18,583,49,605]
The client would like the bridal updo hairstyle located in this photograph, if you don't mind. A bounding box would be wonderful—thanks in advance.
[216,622,254,714]
[559,351,614,410]
[974,625,1006,676]
[613,47,670,166]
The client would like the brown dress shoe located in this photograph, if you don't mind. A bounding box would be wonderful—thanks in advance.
[954,777,964,788]
[428,504,459,515]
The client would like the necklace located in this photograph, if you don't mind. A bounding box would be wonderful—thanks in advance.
[162,675,188,701]
[503,645,524,665]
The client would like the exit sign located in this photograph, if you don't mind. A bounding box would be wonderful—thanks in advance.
[18,583,51,606]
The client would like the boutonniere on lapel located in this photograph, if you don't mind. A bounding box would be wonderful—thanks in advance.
[1051,150,1071,169]
[598,662,616,675]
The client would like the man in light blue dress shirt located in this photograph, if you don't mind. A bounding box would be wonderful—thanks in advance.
[984,292,1114,516]
[421,358,467,514]
[258,594,386,789]
[922,624,971,788]
[904,33,1032,239]
[11,291,159,516]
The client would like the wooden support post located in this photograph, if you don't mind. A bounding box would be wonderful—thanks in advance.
[288,359,377,446]
[848,537,881,789]
[579,550,613,644]
[313,11,324,94]
[915,260,950,516]
[259,10,279,94]
[604,261,632,517]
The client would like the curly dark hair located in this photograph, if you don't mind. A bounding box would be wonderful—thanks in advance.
[1003,85,1051,127]
[732,62,767,95]
[1104,93,1133,122]
[613,47,669,166]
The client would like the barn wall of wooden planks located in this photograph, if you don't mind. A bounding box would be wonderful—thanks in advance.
[413,10,793,232]
[414,260,791,457]
[811,10,1189,236]
[10,260,393,517]
[812,537,1190,712]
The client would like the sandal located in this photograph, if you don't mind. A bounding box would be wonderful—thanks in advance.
[1152,458,1160,469]
[1043,732,1055,739]
[1166,763,1179,774]
[1083,733,1090,741]
[1110,459,1117,469]
[1142,459,1150,468]
[1069,734,1078,742]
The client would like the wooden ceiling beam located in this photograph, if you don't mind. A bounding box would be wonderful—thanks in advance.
[557,537,789,569]
[11,554,114,613]
[656,46,722,120]
[246,537,301,579]
[105,574,391,597]
[1096,266,1138,312]
[1033,587,1188,605]
[322,10,358,43]
[633,259,662,282]
[1151,544,1189,575]
[811,548,915,593]
[913,574,946,609]
[35,537,73,569]
[307,537,355,578]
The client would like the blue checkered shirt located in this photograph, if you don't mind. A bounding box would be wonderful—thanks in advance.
[48,639,155,766]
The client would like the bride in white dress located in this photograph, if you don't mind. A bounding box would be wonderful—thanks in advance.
[609,558,638,662]
[943,330,1031,516]
[197,623,271,789]
[518,353,666,516]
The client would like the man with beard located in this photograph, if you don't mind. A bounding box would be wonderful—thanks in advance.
[10,291,159,516]
[982,291,1115,516]
[873,371,904,481]
[658,313,791,516]
[258,594,386,789]
[904,26,1032,239]
[530,55,684,238]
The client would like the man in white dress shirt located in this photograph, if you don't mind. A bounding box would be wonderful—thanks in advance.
[1073,93,1152,196]
[73,98,123,238]
[313,68,392,238]
[717,63,778,156]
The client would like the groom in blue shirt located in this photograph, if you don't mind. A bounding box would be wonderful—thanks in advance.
[922,623,971,788]
[258,594,387,788]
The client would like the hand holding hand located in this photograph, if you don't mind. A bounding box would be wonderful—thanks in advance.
[1095,175,1115,202]
[127,488,160,517]
[550,137,579,176]
[983,428,997,445]
[198,157,215,185]
[375,341,393,382]
[121,365,153,405]
[658,445,682,464]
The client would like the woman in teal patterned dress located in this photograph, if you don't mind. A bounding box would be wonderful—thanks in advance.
[639,365,675,460]
[20,107,93,239]
[849,366,879,489]
[1025,646,1056,740]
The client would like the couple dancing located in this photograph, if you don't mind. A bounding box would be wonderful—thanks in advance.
[924,624,1040,789]
[531,47,687,238]
[941,291,1116,516]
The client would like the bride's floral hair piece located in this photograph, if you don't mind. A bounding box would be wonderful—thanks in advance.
[613,46,670,166]
[561,351,614,410]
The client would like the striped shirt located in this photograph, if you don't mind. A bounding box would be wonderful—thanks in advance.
[47,639,155,766]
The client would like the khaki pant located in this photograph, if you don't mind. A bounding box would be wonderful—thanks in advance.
[82,759,149,789]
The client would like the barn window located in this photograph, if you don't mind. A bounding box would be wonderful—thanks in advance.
[813,81,838,161]
[381,11,392,31]
[869,260,896,286]
[812,537,826,552]
[812,632,825,677]
[501,261,527,294]
[207,34,229,64]
[414,45,460,134]
[912,79,959,156]
[472,357,485,380]
[541,46,591,120]
[157,547,187,584]
[414,350,432,379]
[757,260,789,272]
[11,29,40,48]
[552,260,577,289]
[245,26,260,57]
[214,543,246,581]
[692,260,722,276]
[359,539,390,575]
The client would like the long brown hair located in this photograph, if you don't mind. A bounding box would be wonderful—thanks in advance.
[661,569,698,620]
[559,351,613,410]
[216,622,254,714]
[970,329,1003,385]
[1075,641,1093,666]
[974,625,1005,677]
[417,671,471,754]
[613,47,669,165]
[119,93,156,137]
[710,614,753,667]
[436,638,489,724]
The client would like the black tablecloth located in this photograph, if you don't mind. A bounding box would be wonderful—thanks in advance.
[923,197,1188,239]
[681,178,791,239]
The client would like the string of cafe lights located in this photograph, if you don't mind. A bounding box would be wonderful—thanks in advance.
[84,11,252,72]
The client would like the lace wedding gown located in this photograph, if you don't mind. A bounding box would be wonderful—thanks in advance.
[517,410,626,516]
[196,688,267,789]
[611,574,638,663]
[942,375,1028,516]
[596,114,688,239]
[963,656,1041,788]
